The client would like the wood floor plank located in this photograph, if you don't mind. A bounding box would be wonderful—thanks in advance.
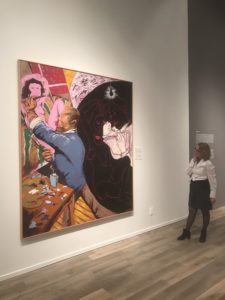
[1,206,225,300]
[196,278,225,300]
[79,288,112,300]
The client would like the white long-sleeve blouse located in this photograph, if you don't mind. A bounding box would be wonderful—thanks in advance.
[186,158,217,198]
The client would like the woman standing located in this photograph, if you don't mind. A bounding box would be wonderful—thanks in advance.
[178,143,217,243]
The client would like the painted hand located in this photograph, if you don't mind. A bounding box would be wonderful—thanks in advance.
[22,97,37,112]
[43,149,53,162]
[103,121,112,136]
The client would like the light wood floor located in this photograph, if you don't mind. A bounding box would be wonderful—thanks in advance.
[1,207,225,300]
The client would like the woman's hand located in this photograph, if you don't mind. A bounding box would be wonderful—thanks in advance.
[210,198,216,204]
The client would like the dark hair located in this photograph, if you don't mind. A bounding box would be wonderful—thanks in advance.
[21,78,45,99]
[198,143,211,160]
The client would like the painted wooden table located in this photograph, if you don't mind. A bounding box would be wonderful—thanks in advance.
[22,172,74,238]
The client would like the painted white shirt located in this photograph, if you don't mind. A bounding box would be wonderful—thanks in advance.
[186,158,217,198]
[102,122,133,166]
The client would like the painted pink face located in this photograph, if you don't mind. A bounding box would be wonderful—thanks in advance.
[29,83,42,97]
[57,112,71,132]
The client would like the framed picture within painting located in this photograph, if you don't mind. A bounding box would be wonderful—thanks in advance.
[19,60,133,238]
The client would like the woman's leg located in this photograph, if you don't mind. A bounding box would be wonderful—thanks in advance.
[199,208,210,242]
[185,206,198,230]
[177,207,197,240]
[201,208,210,230]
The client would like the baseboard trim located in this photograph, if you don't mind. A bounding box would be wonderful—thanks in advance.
[0,215,186,281]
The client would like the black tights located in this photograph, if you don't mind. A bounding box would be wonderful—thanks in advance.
[186,207,210,231]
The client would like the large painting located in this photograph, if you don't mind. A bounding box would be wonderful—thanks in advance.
[19,60,133,238]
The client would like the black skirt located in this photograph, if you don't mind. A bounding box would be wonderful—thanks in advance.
[189,179,212,210]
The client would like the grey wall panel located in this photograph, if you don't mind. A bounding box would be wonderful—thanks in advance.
[188,0,225,207]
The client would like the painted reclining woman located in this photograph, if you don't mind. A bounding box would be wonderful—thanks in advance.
[20,74,69,175]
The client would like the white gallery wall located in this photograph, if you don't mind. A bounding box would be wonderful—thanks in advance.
[0,0,189,280]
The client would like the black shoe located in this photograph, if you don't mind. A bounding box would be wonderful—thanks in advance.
[177,229,191,240]
[199,229,207,243]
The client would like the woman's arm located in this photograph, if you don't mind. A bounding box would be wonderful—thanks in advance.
[206,161,217,201]
[186,158,195,177]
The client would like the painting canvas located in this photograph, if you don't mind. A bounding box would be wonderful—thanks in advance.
[19,60,133,238]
